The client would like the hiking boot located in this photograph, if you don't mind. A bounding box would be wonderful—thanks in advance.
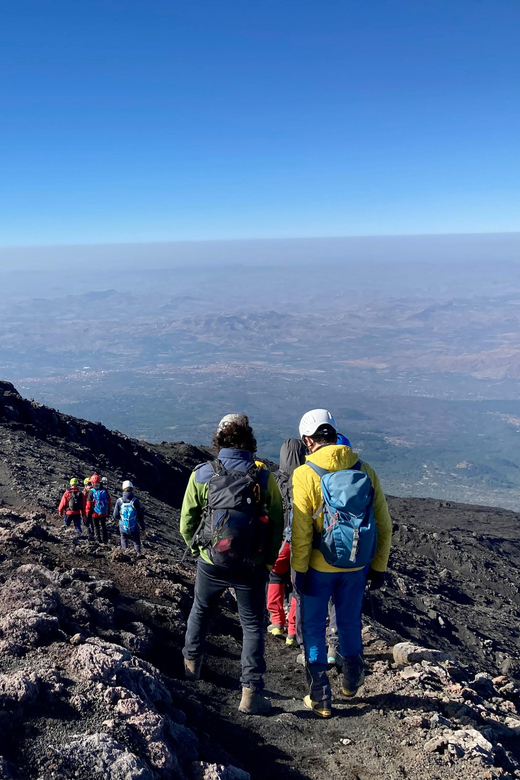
[303,694,332,719]
[267,624,285,638]
[183,656,203,681]
[286,635,298,647]
[238,688,272,715]
[342,654,365,697]
[327,644,344,667]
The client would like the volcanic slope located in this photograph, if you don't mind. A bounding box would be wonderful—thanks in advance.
[0,381,519,780]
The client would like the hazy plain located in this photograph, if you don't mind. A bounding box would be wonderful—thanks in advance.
[2,233,520,509]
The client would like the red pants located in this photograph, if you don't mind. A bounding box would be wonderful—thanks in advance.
[267,541,297,636]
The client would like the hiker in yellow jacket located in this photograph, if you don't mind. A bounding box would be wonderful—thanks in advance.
[291,409,392,718]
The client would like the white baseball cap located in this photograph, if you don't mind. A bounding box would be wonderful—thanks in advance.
[122,480,133,490]
[299,409,337,438]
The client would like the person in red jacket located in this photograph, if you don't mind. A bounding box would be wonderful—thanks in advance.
[58,478,84,535]
[82,477,93,538]
[85,474,112,544]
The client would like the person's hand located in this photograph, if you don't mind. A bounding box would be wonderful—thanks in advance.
[292,570,308,594]
[366,567,386,591]
[141,530,146,539]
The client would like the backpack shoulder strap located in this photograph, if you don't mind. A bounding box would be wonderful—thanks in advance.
[306,462,329,521]
[247,462,261,478]
[306,462,329,479]
[210,459,225,475]
[250,462,271,491]
[350,460,362,471]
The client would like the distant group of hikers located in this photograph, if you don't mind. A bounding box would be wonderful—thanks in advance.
[180,410,392,719]
[58,474,146,553]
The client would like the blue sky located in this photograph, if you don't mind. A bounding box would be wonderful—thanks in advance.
[1,0,519,245]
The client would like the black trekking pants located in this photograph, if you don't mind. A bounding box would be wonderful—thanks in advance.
[91,515,108,544]
[183,559,268,690]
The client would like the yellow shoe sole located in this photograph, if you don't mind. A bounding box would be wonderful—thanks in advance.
[303,694,332,719]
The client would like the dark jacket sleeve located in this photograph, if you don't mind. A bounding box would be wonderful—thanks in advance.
[263,471,284,566]
[113,498,121,521]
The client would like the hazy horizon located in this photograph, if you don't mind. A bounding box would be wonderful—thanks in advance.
[1,232,519,273]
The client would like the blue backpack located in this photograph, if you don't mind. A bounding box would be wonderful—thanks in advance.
[92,488,109,515]
[307,461,377,569]
[119,499,138,533]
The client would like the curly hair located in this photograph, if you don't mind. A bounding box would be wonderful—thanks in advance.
[212,419,257,453]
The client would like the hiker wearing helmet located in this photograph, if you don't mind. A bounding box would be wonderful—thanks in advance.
[85,474,112,544]
[113,480,146,553]
[180,413,283,715]
[58,478,84,535]
[82,478,93,538]
[291,409,392,718]
[267,438,306,645]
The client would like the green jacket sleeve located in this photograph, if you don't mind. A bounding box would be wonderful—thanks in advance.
[180,471,208,556]
[263,471,284,566]
[362,463,392,572]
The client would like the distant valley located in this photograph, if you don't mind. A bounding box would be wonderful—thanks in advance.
[2,258,520,509]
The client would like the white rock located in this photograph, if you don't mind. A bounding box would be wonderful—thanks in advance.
[60,733,153,779]
[393,642,452,666]
[0,671,40,705]
[505,717,520,735]
[71,638,130,683]
[192,762,250,780]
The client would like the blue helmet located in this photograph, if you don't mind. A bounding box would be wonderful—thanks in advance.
[336,432,351,447]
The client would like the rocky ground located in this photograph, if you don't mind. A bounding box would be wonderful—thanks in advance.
[0,381,519,780]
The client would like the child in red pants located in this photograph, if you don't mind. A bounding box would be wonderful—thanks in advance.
[267,541,298,643]
[267,439,306,646]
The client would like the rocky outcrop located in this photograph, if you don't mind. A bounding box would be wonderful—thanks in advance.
[0,506,517,780]
[0,513,248,780]
[0,383,518,780]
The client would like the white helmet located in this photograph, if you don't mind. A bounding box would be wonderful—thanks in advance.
[299,409,337,438]
[122,480,133,490]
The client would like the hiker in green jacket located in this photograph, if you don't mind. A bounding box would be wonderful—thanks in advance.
[180,413,283,715]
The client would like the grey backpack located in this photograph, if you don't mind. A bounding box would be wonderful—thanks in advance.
[200,460,267,568]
